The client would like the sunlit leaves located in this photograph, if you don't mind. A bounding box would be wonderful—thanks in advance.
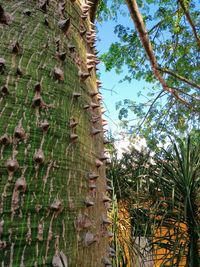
[96,0,126,22]
[98,0,200,144]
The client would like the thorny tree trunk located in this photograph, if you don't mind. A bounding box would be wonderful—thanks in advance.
[0,1,112,266]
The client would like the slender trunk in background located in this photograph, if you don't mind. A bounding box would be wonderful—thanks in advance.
[0,1,111,266]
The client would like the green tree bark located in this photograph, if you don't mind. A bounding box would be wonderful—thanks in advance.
[0,1,111,266]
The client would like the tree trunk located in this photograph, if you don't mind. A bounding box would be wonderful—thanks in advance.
[0,1,110,266]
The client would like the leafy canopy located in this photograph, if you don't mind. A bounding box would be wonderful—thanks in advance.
[97,0,200,147]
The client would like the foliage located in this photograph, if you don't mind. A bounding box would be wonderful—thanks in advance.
[96,0,126,23]
[97,0,200,146]
[110,189,148,267]
[107,135,200,266]
[115,98,200,150]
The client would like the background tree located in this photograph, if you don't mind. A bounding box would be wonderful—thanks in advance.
[0,1,111,266]
[98,0,200,147]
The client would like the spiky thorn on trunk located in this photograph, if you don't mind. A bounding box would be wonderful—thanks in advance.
[89,0,99,23]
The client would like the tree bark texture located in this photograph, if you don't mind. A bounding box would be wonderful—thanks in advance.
[0,1,111,266]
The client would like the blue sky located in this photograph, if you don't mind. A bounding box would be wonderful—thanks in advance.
[96,8,150,135]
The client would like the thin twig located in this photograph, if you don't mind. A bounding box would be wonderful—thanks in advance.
[136,90,166,132]
[101,86,118,95]
[178,0,200,48]
[158,68,200,90]
[170,87,198,102]
[148,9,179,34]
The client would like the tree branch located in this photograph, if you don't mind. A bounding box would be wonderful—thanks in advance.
[124,0,192,107]
[178,0,200,48]
[137,90,166,132]
[170,87,198,101]
[148,9,179,34]
[158,68,200,90]
[148,20,164,34]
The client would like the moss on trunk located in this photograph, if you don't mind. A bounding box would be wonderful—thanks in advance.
[0,1,110,266]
